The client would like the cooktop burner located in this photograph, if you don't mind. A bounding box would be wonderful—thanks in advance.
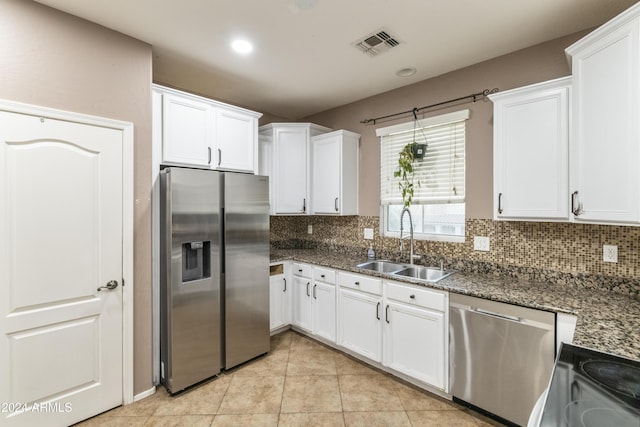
[582,361,640,400]
[539,344,640,426]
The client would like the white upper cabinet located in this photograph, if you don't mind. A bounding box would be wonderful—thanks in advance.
[311,130,359,215]
[214,108,257,172]
[259,123,332,215]
[490,77,570,221]
[153,84,262,173]
[162,92,213,167]
[566,4,640,224]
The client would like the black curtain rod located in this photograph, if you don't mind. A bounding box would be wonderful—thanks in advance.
[360,87,499,124]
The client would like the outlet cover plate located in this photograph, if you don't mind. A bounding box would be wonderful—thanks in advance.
[474,236,490,251]
[603,244,618,263]
[307,224,313,234]
[364,228,374,240]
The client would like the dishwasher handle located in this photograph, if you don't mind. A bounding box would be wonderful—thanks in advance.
[471,306,522,323]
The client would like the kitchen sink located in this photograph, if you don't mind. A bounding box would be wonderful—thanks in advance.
[391,265,455,283]
[355,260,405,273]
[356,261,455,283]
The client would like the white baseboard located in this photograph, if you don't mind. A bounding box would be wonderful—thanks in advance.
[133,386,157,402]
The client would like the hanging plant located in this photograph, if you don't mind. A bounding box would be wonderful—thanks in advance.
[394,143,417,207]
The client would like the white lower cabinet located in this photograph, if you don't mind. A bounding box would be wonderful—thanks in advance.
[383,282,448,391]
[292,275,313,333]
[269,263,290,332]
[285,263,449,393]
[312,267,336,342]
[337,272,383,363]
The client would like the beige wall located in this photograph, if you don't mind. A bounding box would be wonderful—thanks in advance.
[303,31,588,218]
[0,0,153,395]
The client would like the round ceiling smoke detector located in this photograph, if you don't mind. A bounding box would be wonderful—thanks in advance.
[396,67,416,77]
[293,0,317,10]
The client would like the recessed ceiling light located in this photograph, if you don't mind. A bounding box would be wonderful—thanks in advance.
[231,39,253,54]
[396,67,416,77]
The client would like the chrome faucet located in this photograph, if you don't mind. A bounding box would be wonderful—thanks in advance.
[399,207,420,265]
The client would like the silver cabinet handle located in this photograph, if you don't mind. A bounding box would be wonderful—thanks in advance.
[306,282,310,297]
[313,284,317,299]
[283,278,287,293]
[376,302,380,320]
[571,191,581,216]
[334,197,339,212]
[385,304,390,324]
[302,198,306,213]
[498,192,503,214]
[409,294,415,299]
[208,147,212,164]
[98,280,118,292]
[354,281,360,286]
[218,148,222,166]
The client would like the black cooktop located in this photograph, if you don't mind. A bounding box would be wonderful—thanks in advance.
[539,343,640,427]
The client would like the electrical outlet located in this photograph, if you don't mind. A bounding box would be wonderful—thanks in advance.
[474,236,490,251]
[603,245,618,263]
[364,228,374,240]
[307,224,313,234]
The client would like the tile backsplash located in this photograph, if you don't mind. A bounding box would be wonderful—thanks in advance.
[271,216,640,296]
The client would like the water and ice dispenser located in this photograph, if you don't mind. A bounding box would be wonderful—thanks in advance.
[181,241,210,282]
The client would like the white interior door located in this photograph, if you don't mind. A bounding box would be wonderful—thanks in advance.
[0,110,124,426]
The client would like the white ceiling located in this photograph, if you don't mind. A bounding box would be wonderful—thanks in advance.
[35,0,639,119]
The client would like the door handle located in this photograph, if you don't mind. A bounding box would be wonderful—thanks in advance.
[498,192,503,214]
[376,302,380,320]
[385,304,390,323]
[218,148,222,166]
[313,284,317,299]
[302,198,306,213]
[98,280,118,292]
[306,282,310,297]
[208,147,212,164]
[283,278,287,292]
[334,197,339,212]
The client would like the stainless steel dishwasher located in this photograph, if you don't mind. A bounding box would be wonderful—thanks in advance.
[450,293,555,427]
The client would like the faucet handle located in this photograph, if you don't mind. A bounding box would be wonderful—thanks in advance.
[411,254,421,261]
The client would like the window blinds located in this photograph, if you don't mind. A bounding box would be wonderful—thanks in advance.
[378,110,468,205]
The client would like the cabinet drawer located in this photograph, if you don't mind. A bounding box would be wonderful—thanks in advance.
[338,272,382,296]
[313,267,336,284]
[292,263,312,278]
[386,282,447,312]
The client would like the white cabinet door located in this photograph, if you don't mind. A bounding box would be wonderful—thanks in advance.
[274,127,309,214]
[292,276,312,332]
[567,13,640,224]
[384,301,446,390]
[312,134,340,214]
[312,281,336,342]
[269,274,289,331]
[491,77,570,221]
[162,93,212,167]
[337,288,382,363]
[214,108,256,173]
[312,130,359,215]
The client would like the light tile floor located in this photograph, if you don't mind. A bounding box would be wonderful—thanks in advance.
[77,330,503,426]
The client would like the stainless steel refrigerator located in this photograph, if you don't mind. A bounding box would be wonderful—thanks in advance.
[160,167,270,394]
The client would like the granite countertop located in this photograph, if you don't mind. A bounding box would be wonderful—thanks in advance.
[271,248,640,361]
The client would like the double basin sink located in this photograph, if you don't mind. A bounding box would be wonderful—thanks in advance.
[355,260,455,283]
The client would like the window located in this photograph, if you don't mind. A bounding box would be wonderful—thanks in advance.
[377,110,468,242]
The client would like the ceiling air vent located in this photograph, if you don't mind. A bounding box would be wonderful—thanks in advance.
[353,29,401,57]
